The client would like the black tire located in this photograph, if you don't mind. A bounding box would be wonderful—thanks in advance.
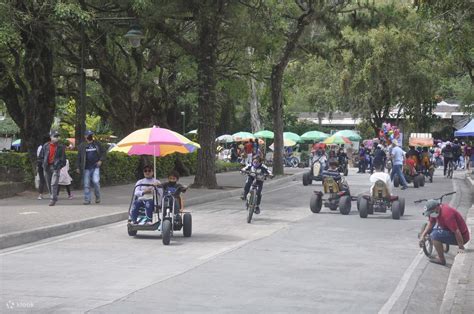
[419,175,425,187]
[393,175,400,188]
[127,225,137,237]
[162,220,172,245]
[359,197,368,218]
[392,200,401,220]
[310,194,323,213]
[368,201,374,215]
[302,172,309,186]
[339,196,351,215]
[247,191,255,223]
[399,197,405,216]
[183,213,192,237]
[290,157,299,168]
[329,200,338,211]
[357,195,362,211]
[413,176,420,188]
[419,223,433,257]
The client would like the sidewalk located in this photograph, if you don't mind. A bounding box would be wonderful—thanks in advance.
[440,173,474,313]
[0,168,304,249]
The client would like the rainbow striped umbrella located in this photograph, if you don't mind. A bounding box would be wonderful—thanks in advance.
[323,135,352,145]
[111,126,200,176]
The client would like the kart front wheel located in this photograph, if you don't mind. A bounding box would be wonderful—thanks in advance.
[162,220,172,245]
[183,213,192,237]
[127,225,137,237]
[359,197,368,218]
[392,200,401,220]
[339,195,351,215]
[310,194,322,213]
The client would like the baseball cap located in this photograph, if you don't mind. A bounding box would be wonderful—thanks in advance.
[422,199,440,216]
[392,139,398,146]
[85,130,94,136]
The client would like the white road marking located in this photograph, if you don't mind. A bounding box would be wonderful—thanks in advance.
[18,212,39,215]
[379,251,424,314]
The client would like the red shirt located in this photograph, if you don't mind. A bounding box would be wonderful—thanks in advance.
[48,143,57,165]
[244,143,253,154]
[430,204,470,243]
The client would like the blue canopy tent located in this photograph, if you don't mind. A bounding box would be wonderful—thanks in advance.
[454,119,474,137]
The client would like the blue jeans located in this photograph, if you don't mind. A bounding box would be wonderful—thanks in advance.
[83,168,100,202]
[390,164,408,188]
[130,199,154,222]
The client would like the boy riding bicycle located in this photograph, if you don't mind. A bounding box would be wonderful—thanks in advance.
[240,156,272,214]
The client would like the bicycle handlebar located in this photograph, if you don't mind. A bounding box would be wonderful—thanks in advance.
[414,191,456,204]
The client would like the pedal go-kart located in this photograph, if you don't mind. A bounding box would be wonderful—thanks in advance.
[310,176,353,215]
[303,156,326,186]
[393,161,425,188]
[126,184,192,245]
[357,180,405,220]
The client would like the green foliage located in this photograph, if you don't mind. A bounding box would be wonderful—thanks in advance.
[215,160,242,172]
[0,152,34,183]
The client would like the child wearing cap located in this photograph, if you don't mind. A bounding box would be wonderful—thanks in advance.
[130,165,162,225]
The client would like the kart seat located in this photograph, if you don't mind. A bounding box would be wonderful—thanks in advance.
[323,177,340,194]
[372,180,390,199]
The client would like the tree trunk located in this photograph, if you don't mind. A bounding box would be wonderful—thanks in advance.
[193,6,220,188]
[269,5,314,175]
[249,76,263,133]
[0,2,56,170]
[271,67,285,175]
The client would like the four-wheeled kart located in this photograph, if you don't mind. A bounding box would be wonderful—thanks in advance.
[126,184,192,245]
[310,176,353,215]
[302,156,326,186]
[357,180,405,220]
[393,164,425,188]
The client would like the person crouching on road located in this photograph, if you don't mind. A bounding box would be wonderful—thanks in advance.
[130,165,162,225]
[240,156,272,215]
[40,131,66,206]
[419,200,469,266]
[76,131,106,205]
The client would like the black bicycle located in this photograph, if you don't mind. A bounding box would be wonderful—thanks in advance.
[415,191,455,257]
[241,169,271,223]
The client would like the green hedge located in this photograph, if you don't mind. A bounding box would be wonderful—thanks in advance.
[0,151,234,188]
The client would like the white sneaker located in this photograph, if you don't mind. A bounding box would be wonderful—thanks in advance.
[37,195,43,200]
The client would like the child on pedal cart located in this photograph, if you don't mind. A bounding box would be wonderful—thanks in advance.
[161,170,187,215]
[240,156,272,215]
[130,165,162,225]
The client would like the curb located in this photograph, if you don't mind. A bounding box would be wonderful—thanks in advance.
[440,174,474,313]
[0,170,305,250]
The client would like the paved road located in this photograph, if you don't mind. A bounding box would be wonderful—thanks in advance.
[0,169,471,313]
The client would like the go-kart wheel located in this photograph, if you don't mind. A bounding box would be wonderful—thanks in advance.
[162,220,172,245]
[413,176,420,188]
[391,200,401,220]
[393,175,400,188]
[302,172,310,186]
[310,193,323,213]
[419,222,433,257]
[399,197,405,216]
[183,213,192,237]
[339,196,351,215]
[359,197,368,218]
[356,195,362,211]
[368,201,374,215]
[127,225,137,237]
[329,200,338,211]
[419,175,425,187]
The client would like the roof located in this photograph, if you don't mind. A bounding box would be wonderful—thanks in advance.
[0,116,20,135]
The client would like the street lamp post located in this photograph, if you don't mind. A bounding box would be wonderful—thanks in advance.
[76,18,144,146]
[181,111,186,135]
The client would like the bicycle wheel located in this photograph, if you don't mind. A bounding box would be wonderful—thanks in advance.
[247,190,255,223]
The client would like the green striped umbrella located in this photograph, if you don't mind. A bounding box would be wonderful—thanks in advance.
[254,130,274,139]
[300,131,329,142]
[334,130,361,141]
[283,132,301,143]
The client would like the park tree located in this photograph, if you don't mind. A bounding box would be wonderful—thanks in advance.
[0,1,57,165]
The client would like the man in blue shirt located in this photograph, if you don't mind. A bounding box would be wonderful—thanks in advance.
[390,140,408,190]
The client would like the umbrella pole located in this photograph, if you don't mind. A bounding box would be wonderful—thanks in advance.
[154,146,156,179]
